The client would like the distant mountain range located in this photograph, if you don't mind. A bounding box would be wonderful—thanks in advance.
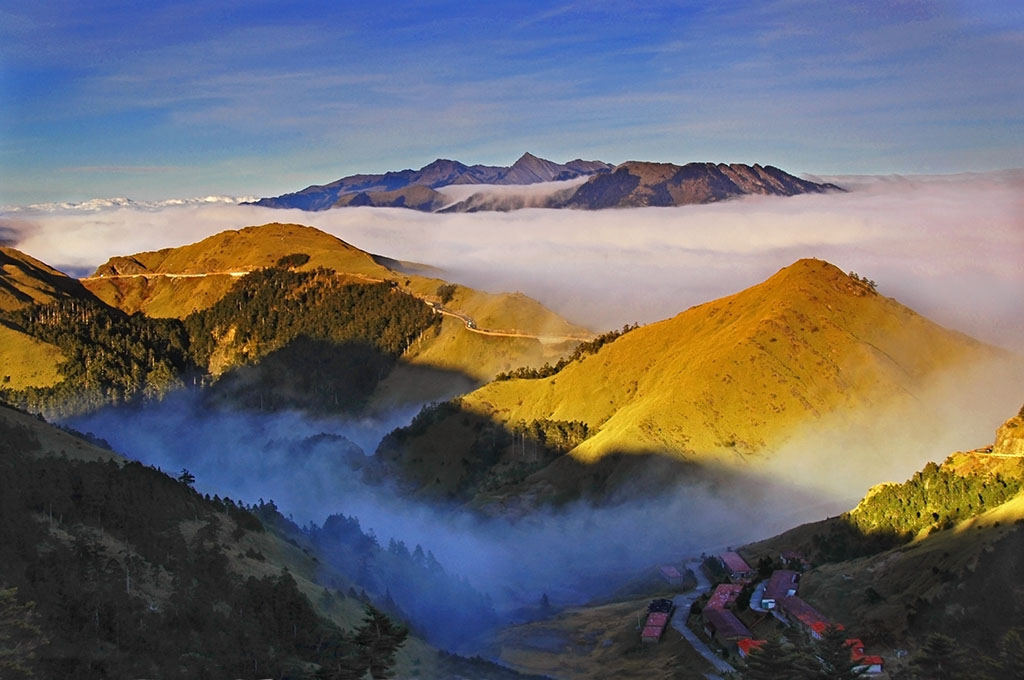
[251,154,842,212]
[3,195,257,213]
[250,153,611,211]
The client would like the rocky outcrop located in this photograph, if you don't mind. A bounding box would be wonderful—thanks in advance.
[993,407,1024,456]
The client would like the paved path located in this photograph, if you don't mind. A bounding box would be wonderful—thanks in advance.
[430,304,590,343]
[671,560,737,676]
[82,271,250,280]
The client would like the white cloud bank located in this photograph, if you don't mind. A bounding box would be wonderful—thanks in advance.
[2,170,1022,349]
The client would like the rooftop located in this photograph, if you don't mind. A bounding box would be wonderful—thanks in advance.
[704,607,752,640]
[780,595,833,632]
[706,583,743,610]
[764,569,799,601]
[720,551,752,574]
[737,638,766,657]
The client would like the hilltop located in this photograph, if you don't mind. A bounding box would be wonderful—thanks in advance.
[81,223,588,386]
[81,222,400,318]
[0,247,96,312]
[2,224,589,417]
[375,259,1002,504]
[253,156,840,213]
[0,248,102,391]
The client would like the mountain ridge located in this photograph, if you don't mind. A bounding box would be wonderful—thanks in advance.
[250,153,614,210]
[2,224,589,416]
[374,259,1005,506]
[252,156,841,212]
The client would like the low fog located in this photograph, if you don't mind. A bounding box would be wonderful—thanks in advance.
[435,176,589,211]
[64,353,1023,622]
[65,389,841,613]
[2,170,1022,349]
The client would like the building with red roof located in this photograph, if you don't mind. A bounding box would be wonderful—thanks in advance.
[706,583,743,610]
[701,583,753,651]
[641,623,665,643]
[761,569,799,609]
[640,602,674,643]
[779,596,837,639]
[846,638,884,674]
[703,607,753,649]
[719,551,753,581]
[659,565,683,586]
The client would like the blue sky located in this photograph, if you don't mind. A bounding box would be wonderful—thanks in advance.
[2,0,1022,204]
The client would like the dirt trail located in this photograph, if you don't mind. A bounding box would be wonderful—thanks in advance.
[82,270,592,343]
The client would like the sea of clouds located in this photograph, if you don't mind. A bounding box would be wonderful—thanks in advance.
[3,170,1022,349]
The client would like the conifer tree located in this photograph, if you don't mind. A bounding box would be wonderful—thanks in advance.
[0,587,45,680]
[996,628,1024,679]
[812,625,864,679]
[744,637,802,679]
[353,605,408,679]
[910,633,965,680]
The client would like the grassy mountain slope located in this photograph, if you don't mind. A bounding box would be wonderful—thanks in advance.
[744,407,1024,659]
[2,227,586,418]
[0,323,65,390]
[0,247,95,312]
[0,248,91,390]
[408,260,994,464]
[82,222,588,386]
[81,223,396,317]
[83,223,584,337]
[494,596,711,679]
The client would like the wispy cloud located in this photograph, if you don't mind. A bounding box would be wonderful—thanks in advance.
[3,1,1022,204]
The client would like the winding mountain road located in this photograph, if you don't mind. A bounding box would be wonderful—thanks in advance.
[671,560,736,676]
[82,271,250,280]
[81,270,591,344]
[428,303,590,343]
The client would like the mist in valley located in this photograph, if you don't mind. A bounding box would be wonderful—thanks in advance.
[61,349,1023,650]
[64,388,841,639]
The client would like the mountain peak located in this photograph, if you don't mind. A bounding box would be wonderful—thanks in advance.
[254,156,834,212]
[760,259,880,302]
